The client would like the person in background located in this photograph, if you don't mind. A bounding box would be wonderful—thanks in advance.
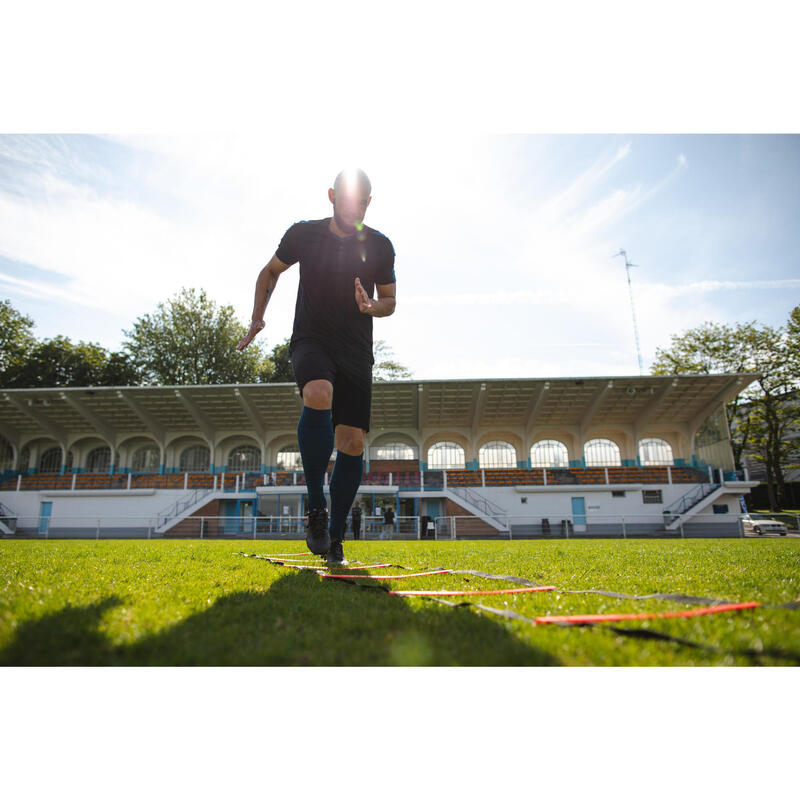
[382,504,395,539]
[351,499,362,540]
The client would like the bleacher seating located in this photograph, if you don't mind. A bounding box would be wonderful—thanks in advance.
[133,474,187,490]
[484,469,544,486]
[396,471,421,488]
[422,471,444,489]
[0,464,717,492]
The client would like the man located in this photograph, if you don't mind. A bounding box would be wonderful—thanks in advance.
[237,169,396,566]
[350,499,362,540]
[382,504,395,539]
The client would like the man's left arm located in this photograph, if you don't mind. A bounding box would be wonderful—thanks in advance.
[355,278,396,317]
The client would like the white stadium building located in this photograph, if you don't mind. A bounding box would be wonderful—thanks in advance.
[0,373,760,539]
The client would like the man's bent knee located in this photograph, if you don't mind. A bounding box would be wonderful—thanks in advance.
[335,425,365,456]
[302,380,333,409]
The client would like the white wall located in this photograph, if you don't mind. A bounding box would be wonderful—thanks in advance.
[4,490,188,528]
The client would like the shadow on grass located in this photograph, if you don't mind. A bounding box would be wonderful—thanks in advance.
[0,597,124,666]
[0,571,561,666]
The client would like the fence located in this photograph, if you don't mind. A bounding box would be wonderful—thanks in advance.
[3,513,797,541]
[429,513,762,540]
[2,515,421,540]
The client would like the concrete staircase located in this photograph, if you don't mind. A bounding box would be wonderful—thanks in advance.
[0,501,17,534]
[155,488,218,534]
[443,486,509,533]
[663,482,729,531]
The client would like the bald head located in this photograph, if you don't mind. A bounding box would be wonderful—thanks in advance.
[333,168,372,199]
[329,168,372,234]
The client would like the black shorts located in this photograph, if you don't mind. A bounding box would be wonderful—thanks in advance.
[290,338,373,431]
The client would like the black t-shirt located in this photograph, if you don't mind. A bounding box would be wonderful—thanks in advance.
[275,218,396,362]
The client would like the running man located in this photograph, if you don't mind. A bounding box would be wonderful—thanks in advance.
[236,169,396,565]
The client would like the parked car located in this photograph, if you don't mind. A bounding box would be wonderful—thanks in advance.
[741,514,788,536]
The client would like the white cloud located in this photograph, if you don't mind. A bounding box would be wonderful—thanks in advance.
[3,134,777,382]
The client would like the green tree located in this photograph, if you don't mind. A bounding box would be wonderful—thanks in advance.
[8,336,109,388]
[101,351,142,386]
[372,340,412,382]
[0,299,36,386]
[652,308,800,510]
[267,338,295,383]
[123,288,273,385]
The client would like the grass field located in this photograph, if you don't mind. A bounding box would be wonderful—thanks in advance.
[1,538,799,666]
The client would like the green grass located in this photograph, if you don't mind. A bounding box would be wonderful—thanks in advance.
[1,539,799,666]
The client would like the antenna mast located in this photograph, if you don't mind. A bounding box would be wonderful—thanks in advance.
[613,249,644,375]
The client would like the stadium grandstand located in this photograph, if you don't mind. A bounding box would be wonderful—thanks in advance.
[0,373,761,539]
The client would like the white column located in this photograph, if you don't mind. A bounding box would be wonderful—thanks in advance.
[604,467,609,484]
[543,467,547,486]
[667,465,672,485]
[127,473,132,490]
[184,472,188,490]
[71,472,77,491]
[481,469,485,488]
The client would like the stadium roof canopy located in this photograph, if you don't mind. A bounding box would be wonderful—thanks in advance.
[0,374,759,446]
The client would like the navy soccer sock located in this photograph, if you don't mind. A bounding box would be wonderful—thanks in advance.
[329,451,364,542]
[297,406,334,511]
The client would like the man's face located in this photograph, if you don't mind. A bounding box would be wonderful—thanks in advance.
[329,180,371,231]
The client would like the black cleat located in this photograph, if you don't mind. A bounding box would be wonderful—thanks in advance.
[305,508,331,555]
[326,539,349,566]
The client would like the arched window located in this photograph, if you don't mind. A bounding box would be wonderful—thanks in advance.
[479,441,516,469]
[277,446,302,471]
[584,438,621,466]
[531,439,569,468]
[638,438,674,466]
[427,441,466,469]
[86,446,111,474]
[179,445,210,473]
[132,445,160,473]
[228,445,261,471]
[370,442,417,460]
[39,447,72,473]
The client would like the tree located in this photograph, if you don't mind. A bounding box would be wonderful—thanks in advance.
[123,288,273,385]
[101,351,142,386]
[267,338,295,383]
[6,336,110,388]
[652,308,800,509]
[0,299,36,386]
[372,340,412,382]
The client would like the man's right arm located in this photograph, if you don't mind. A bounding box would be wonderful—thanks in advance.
[236,254,292,350]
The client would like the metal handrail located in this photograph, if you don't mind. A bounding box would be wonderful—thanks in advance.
[663,481,720,523]
[156,487,215,527]
[448,484,506,517]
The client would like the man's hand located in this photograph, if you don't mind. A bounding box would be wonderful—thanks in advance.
[355,277,374,314]
[237,319,265,350]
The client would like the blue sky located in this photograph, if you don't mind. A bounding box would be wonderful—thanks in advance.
[1,133,798,380]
